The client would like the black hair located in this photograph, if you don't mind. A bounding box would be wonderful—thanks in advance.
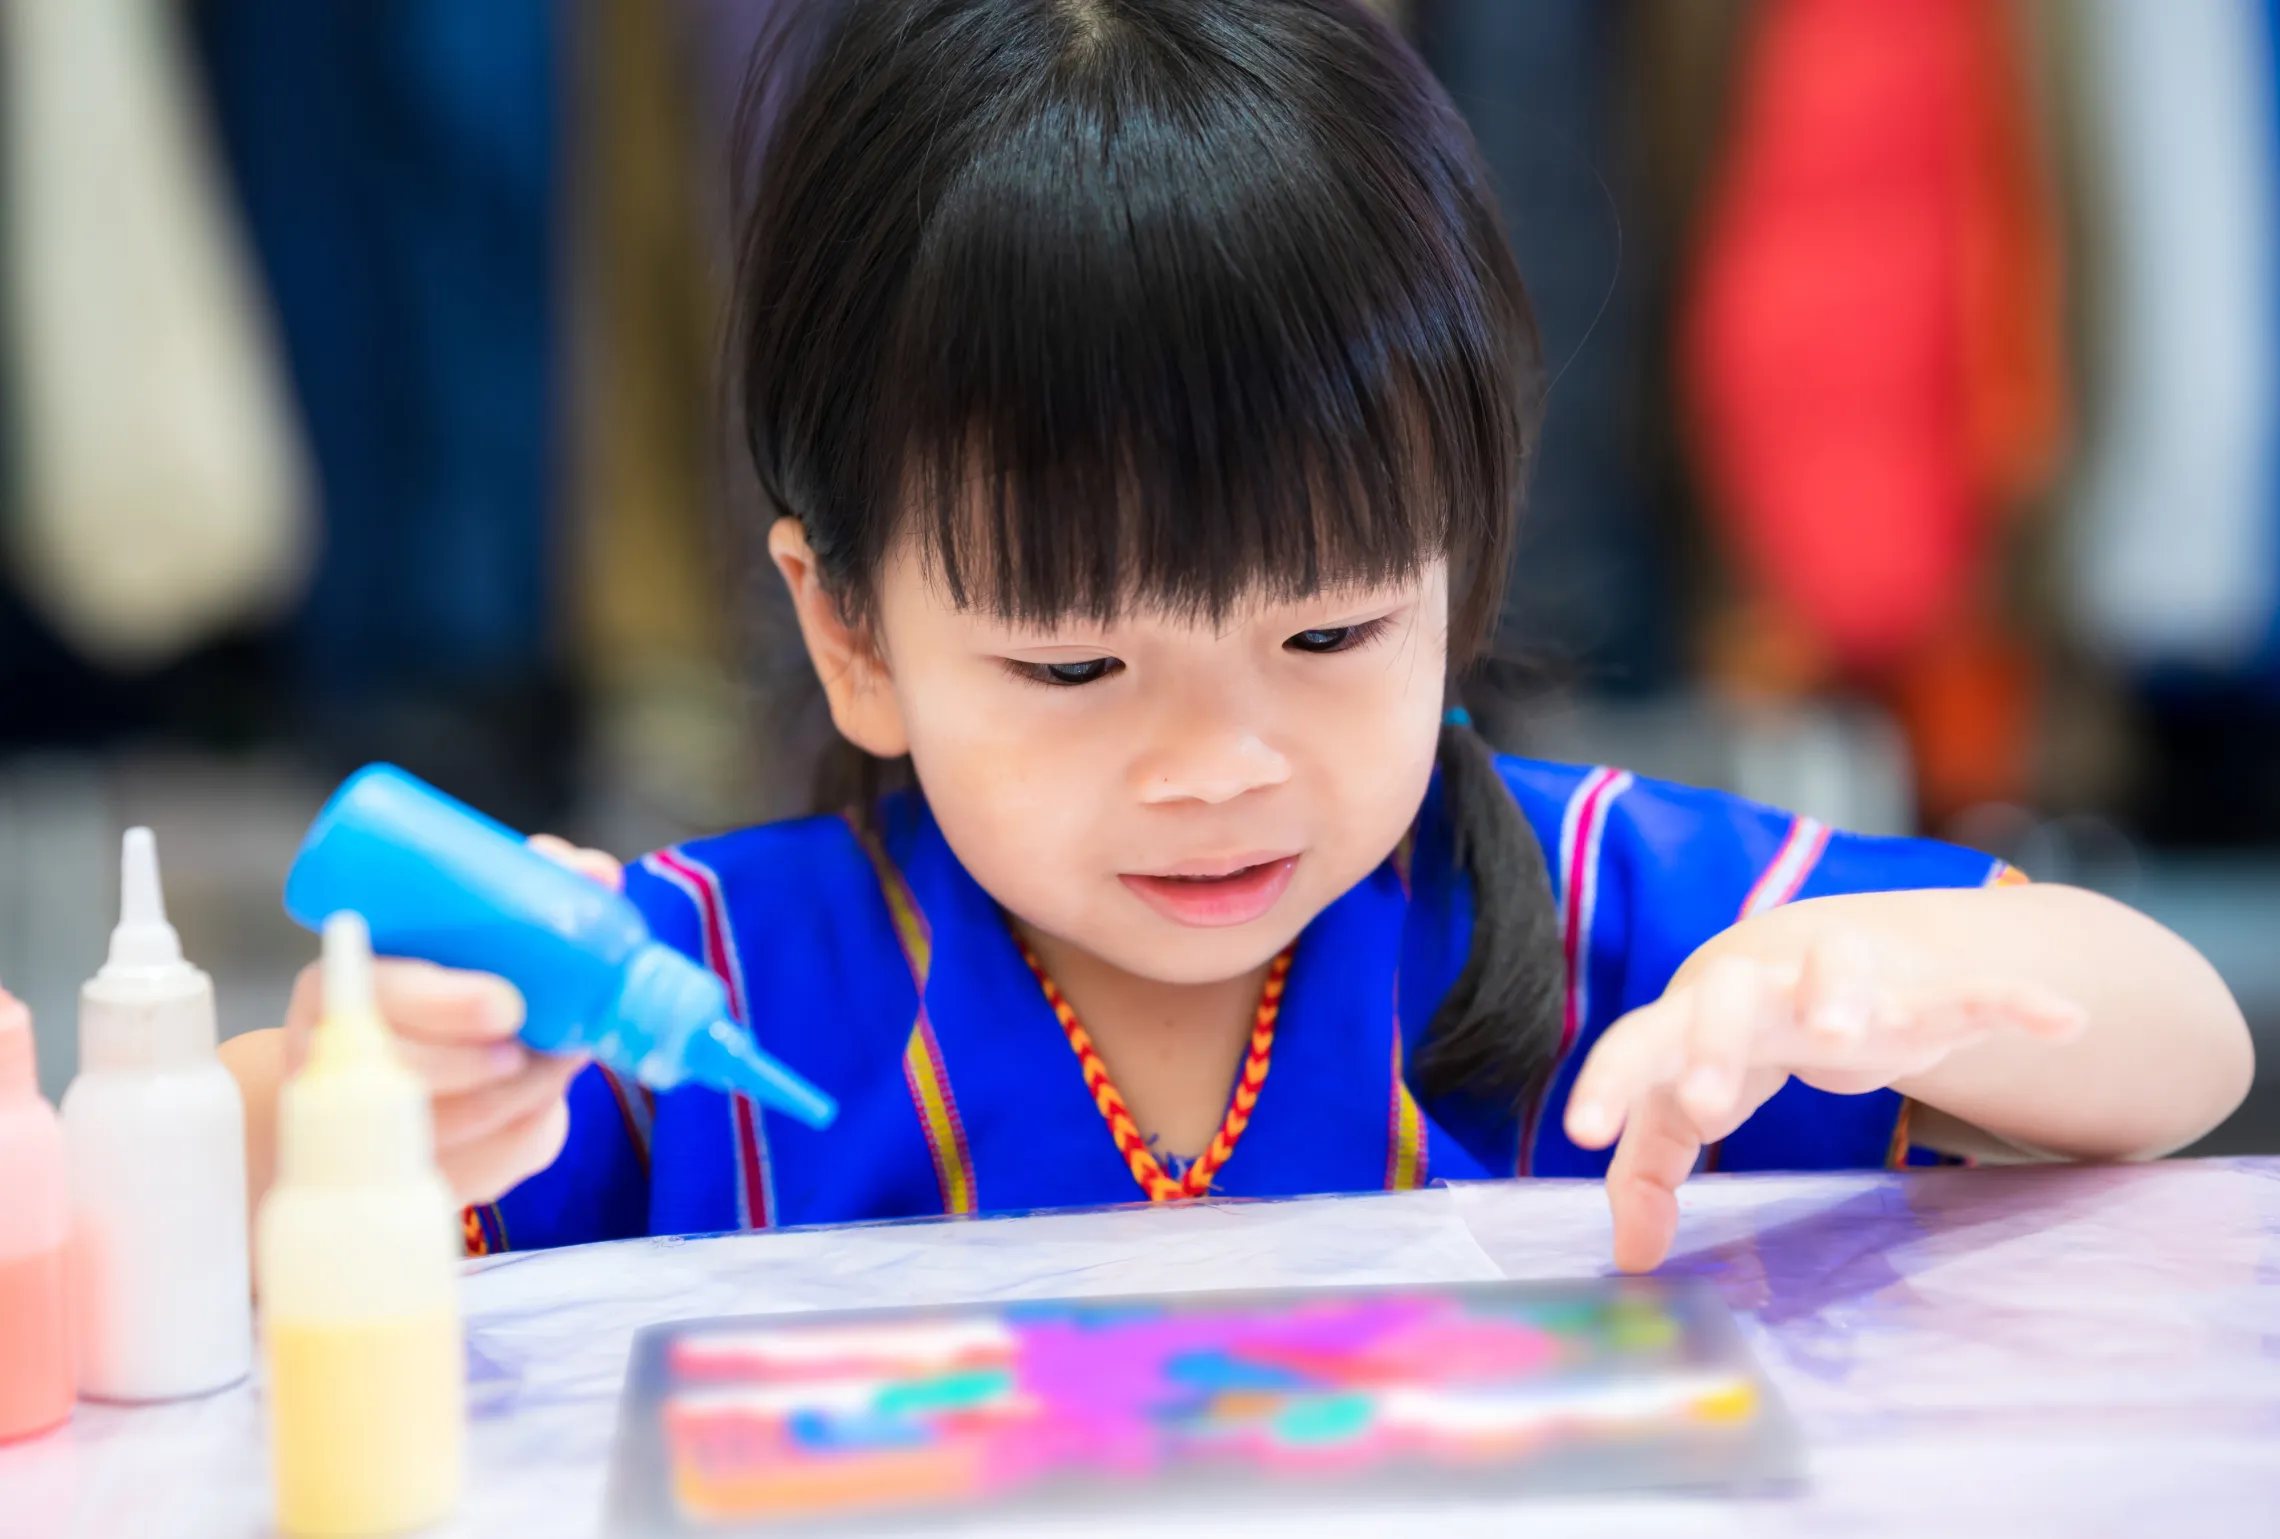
[733,0,1563,1108]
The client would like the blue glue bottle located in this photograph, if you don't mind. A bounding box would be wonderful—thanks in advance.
[282,764,835,1129]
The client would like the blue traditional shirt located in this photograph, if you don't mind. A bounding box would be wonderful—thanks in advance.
[466,757,2011,1254]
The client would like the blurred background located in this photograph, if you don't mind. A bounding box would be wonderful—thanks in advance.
[0,0,2274,1152]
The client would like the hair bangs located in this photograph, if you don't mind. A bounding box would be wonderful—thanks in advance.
[881,40,1512,638]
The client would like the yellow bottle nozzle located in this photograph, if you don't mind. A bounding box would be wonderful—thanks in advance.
[308,912,393,1073]
[278,912,431,1186]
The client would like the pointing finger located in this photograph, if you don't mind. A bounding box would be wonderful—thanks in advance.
[1604,1089,1702,1274]
[1565,993,1692,1149]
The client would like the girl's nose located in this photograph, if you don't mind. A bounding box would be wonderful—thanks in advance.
[1132,729,1292,806]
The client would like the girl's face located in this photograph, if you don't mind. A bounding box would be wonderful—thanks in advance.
[774,520,1448,985]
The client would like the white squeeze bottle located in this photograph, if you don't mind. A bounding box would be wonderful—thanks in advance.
[62,827,252,1401]
[259,911,464,1536]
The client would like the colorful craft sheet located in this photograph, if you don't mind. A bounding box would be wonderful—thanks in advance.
[604,1278,1798,1533]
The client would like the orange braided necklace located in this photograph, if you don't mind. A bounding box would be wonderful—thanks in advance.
[1020,941,1292,1202]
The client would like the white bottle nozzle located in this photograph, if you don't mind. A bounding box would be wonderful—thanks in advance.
[81,828,215,1070]
[106,827,185,972]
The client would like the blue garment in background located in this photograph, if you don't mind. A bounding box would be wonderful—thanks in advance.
[190,1,561,812]
[2067,0,2280,839]
[1414,0,1670,691]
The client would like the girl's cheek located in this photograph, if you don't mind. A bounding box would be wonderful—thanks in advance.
[1320,644,1439,768]
[909,682,1099,838]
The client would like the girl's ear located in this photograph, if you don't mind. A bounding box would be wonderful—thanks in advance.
[768,518,912,760]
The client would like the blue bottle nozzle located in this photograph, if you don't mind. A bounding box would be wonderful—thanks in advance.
[684,1020,838,1129]
[605,940,836,1128]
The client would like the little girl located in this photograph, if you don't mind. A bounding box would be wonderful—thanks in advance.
[225,0,2250,1274]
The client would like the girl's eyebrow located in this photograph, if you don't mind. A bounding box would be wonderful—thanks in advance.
[966,624,1117,652]
[1286,593,1416,625]
[994,637,1121,655]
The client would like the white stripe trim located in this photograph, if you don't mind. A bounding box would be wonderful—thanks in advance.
[1525,767,1632,1176]
[638,848,774,1230]
[1553,769,1605,925]
[656,850,752,1025]
[1560,768,1634,1048]
[1738,816,1831,920]
[677,851,772,1227]
[638,851,708,934]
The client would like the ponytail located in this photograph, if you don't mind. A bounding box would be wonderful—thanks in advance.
[811,737,911,829]
[1411,715,1565,1109]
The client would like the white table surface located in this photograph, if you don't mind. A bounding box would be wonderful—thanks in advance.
[5,1158,2277,1538]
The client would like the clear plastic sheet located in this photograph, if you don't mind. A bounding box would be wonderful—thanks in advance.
[5,1159,2277,1538]
[602,1278,1800,1533]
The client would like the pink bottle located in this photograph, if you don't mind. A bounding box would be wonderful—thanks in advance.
[0,981,74,1442]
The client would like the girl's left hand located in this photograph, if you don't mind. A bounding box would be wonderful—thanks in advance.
[1562,928,2087,1273]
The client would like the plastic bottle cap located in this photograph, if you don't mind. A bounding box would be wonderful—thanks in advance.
[79,828,217,1071]
[106,828,186,971]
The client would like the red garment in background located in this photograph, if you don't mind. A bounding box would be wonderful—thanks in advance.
[1685,0,2064,674]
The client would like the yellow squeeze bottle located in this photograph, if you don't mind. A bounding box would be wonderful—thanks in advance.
[257,912,464,1535]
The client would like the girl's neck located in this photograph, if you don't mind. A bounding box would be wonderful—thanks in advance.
[1011,920,1273,1161]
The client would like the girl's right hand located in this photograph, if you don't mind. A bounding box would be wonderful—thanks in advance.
[277,835,626,1206]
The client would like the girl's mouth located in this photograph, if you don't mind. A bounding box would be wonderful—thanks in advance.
[1119,857,1298,928]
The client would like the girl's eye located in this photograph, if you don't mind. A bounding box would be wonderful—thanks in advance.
[1285,618,1389,655]
[1010,657,1123,686]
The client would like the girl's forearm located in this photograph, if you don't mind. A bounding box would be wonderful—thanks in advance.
[1682,885,2253,1160]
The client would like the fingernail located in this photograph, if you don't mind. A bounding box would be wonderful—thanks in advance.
[1571,1102,1612,1142]
[486,981,526,1032]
